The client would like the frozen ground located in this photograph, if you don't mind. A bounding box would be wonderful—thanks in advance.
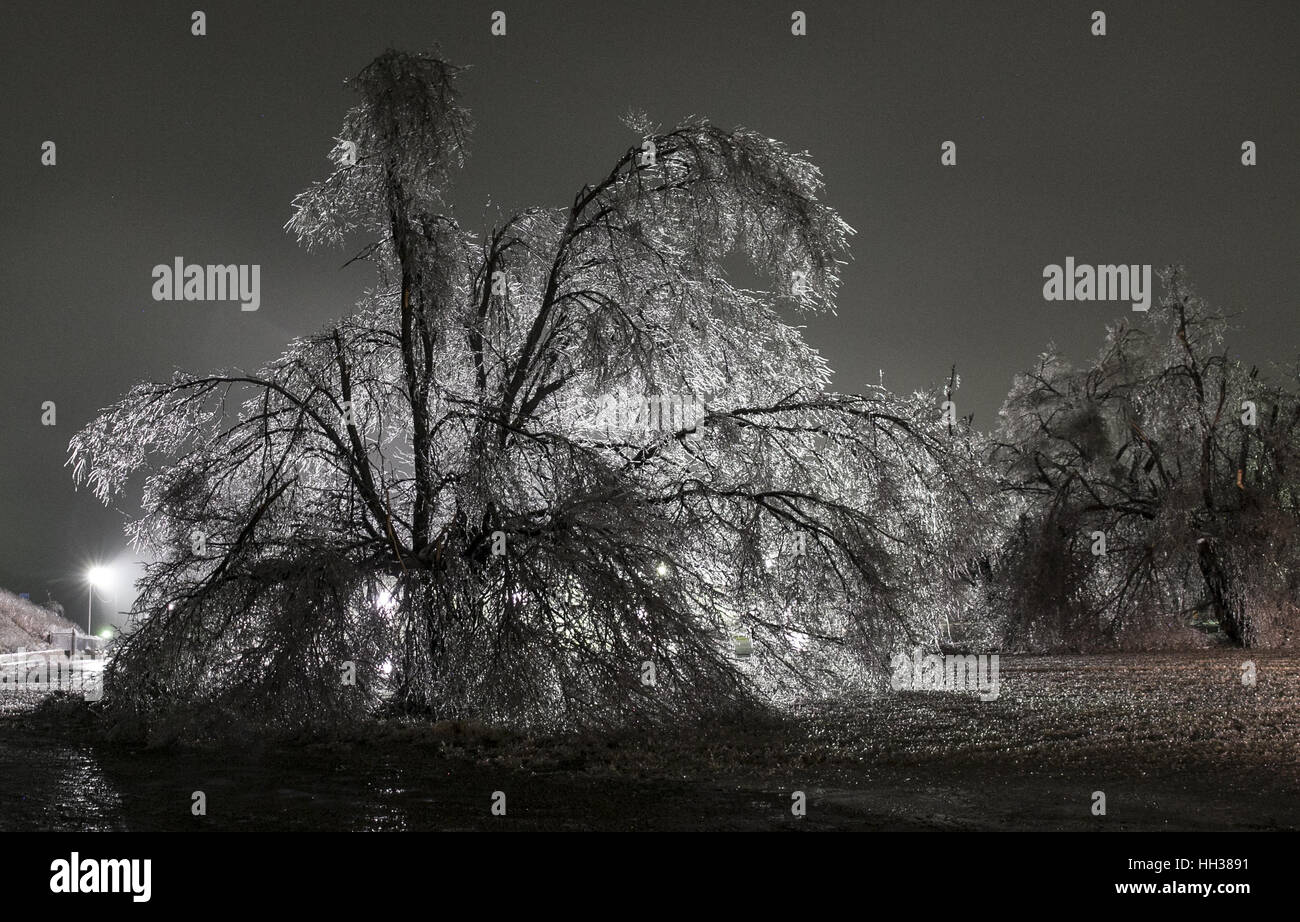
[0,650,1296,830]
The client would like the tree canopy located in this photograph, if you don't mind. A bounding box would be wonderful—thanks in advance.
[71,51,982,736]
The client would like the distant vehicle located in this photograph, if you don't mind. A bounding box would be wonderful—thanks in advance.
[47,629,105,656]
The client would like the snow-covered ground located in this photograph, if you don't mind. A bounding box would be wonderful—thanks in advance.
[3,650,1298,830]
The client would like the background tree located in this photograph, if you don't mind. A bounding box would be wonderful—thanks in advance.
[992,267,1300,649]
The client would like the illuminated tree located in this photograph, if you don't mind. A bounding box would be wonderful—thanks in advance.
[71,51,982,735]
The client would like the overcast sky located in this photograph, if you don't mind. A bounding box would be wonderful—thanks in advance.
[1,0,1296,621]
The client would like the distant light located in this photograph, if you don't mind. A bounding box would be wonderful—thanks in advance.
[99,628,114,639]
[86,566,112,588]
[656,562,669,577]
[380,660,394,677]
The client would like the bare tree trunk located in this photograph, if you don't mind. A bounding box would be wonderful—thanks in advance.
[1197,537,1249,646]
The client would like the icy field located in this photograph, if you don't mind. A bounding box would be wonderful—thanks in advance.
[1,650,1296,830]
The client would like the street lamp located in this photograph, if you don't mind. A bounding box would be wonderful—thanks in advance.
[86,566,111,635]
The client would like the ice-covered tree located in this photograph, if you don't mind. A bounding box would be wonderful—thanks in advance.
[993,267,1300,648]
[70,51,983,735]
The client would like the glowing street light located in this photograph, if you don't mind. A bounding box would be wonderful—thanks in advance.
[85,565,113,635]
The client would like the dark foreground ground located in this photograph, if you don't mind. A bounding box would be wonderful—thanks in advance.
[1,651,1297,830]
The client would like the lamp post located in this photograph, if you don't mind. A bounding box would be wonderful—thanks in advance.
[86,566,111,636]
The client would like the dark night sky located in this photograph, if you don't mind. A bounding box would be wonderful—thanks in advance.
[1,1,1296,623]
